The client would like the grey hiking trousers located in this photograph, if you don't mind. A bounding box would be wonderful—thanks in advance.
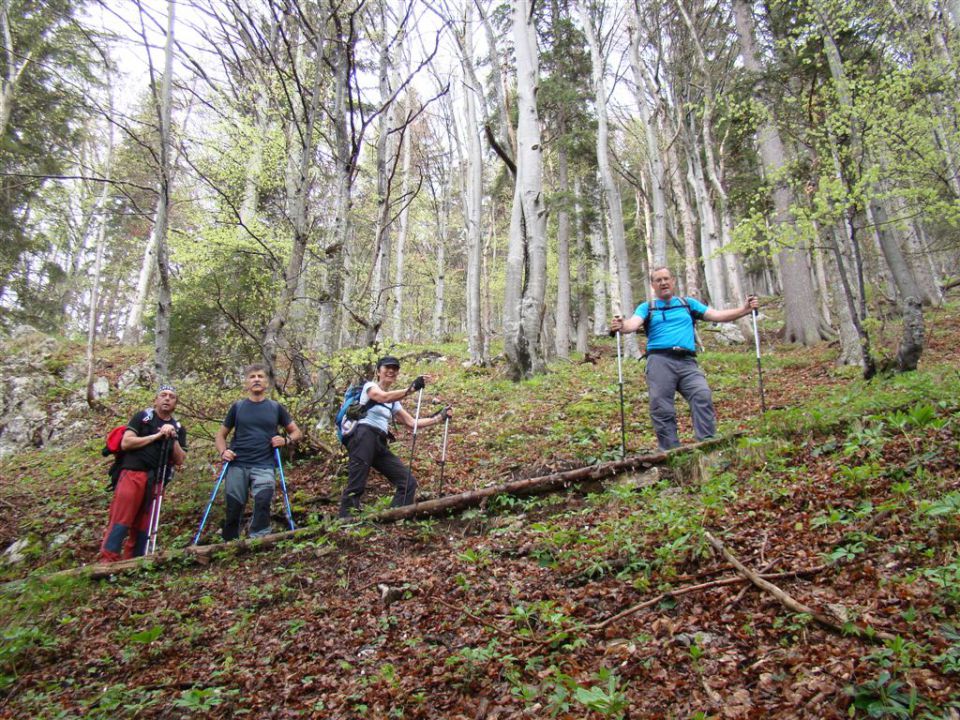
[645,352,716,450]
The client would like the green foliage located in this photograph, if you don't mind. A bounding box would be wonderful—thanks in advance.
[922,557,960,607]
[81,684,162,718]
[845,671,919,718]
[0,625,57,690]
[173,686,238,712]
[572,668,629,719]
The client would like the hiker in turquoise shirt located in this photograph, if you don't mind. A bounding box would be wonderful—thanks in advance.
[610,267,758,450]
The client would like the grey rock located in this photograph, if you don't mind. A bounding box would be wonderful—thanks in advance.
[3,539,30,564]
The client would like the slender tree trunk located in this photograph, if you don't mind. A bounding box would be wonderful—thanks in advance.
[317,12,354,355]
[627,11,668,267]
[392,92,413,341]
[365,3,402,347]
[579,2,638,355]
[555,144,571,359]
[590,221,608,336]
[667,141,700,298]
[686,131,723,305]
[574,177,590,353]
[0,0,33,139]
[432,169,450,340]
[476,0,516,158]
[826,224,863,366]
[262,25,323,388]
[153,1,176,380]
[85,91,115,407]
[458,4,486,365]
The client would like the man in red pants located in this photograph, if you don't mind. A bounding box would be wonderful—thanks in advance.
[99,385,187,562]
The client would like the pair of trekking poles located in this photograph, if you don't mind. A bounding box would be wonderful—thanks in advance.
[612,305,766,459]
[407,389,453,498]
[193,447,295,545]
[144,436,173,556]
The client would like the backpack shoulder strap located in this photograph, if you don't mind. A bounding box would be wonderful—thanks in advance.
[359,382,385,411]
[641,301,654,336]
[680,297,705,321]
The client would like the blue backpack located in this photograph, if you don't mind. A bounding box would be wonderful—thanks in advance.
[335,384,383,445]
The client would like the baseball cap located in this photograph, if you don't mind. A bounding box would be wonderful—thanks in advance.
[376,355,401,369]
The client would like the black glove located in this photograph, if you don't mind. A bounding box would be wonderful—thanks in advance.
[410,375,425,392]
[429,406,450,420]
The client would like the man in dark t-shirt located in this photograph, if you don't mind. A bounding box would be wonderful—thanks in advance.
[215,364,302,540]
[99,385,187,562]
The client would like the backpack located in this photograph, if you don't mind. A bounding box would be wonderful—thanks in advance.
[101,425,128,490]
[335,384,383,445]
[641,296,704,336]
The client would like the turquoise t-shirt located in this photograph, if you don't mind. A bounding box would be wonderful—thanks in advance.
[633,296,709,351]
[358,382,400,433]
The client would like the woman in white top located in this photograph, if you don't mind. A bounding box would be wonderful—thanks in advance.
[339,355,451,518]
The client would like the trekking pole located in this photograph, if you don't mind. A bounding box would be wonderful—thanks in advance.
[615,327,627,460]
[193,461,230,545]
[145,436,171,556]
[751,304,767,412]
[408,387,424,503]
[274,447,296,531]
[437,413,450,494]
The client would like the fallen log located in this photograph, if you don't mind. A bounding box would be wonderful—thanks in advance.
[13,438,733,587]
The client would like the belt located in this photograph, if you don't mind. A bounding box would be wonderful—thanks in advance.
[646,347,697,358]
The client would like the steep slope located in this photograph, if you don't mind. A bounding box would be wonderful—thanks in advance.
[1,304,959,718]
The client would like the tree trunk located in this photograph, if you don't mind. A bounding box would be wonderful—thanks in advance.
[554,144,571,359]
[432,168,450,340]
[590,222,608,337]
[476,0,516,159]
[316,11,355,355]
[732,0,823,345]
[896,296,924,371]
[0,0,32,139]
[85,95,114,407]
[262,23,324,388]
[579,2,638,356]
[667,141,700,298]
[573,176,590,353]
[686,131,723,306]
[365,3,402,347]
[503,0,548,380]
[627,14,668,267]
[458,4,486,365]
[825,225,862,366]
[391,92,413,342]
[153,1,176,380]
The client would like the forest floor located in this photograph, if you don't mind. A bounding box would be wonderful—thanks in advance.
[1,300,960,719]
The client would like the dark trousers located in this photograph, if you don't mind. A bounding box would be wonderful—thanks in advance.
[646,353,716,450]
[340,425,416,518]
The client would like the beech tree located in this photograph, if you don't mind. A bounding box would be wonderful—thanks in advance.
[503,0,549,379]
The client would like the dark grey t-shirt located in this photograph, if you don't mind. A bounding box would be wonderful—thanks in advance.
[223,398,293,468]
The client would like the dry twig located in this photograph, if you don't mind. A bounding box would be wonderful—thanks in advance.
[704,531,895,643]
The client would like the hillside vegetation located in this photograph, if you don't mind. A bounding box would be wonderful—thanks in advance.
[1,304,959,719]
